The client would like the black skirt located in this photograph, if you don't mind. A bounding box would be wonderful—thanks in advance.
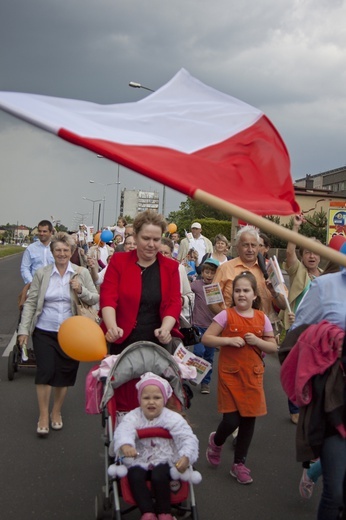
[32,328,79,387]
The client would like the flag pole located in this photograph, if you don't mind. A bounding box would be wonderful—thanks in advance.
[194,189,346,268]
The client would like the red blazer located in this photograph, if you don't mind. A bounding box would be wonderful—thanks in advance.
[100,250,182,344]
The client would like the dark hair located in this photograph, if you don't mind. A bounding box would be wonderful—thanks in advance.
[133,210,167,235]
[231,271,261,310]
[161,237,174,252]
[117,217,127,226]
[201,262,217,272]
[38,220,53,232]
[259,232,271,248]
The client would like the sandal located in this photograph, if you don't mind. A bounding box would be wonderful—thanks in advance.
[50,414,63,430]
[37,423,49,437]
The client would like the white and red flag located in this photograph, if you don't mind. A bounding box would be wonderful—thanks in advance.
[0,68,299,215]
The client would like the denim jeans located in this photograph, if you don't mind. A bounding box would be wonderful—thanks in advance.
[317,434,346,520]
[288,399,299,415]
[193,326,215,385]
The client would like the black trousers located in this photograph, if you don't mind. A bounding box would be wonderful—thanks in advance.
[127,463,171,514]
[214,411,256,464]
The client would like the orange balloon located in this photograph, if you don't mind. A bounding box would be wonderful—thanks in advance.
[58,316,107,362]
[94,232,101,244]
[167,223,177,234]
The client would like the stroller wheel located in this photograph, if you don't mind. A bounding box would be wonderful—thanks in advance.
[95,491,106,520]
[8,350,16,381]
[111,509,122,520]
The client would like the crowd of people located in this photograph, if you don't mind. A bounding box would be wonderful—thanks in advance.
[16,213,345,520]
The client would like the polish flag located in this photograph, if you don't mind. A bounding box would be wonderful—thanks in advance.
[0,68,299,215]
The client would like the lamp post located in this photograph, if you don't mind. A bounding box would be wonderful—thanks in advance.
[128,81,155,92]
[82,197,103,228]
[89,179,120,228]
[74,212,89,228]
[129,80,166,215]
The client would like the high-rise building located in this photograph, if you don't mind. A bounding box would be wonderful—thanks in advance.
[120,189,160,218]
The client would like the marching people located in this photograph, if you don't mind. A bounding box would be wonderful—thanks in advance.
[196,233,231,274]
[285,266,346,519]
[210,226,286,321]
[191,258,220,394]
[17,232,99,436]
[281,215,323,425]
[203,271,277,484]
[20,219,55,284]
[100,210,182,354]
[177,222,213,265]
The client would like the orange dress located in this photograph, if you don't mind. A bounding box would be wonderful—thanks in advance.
[217,307,267,417]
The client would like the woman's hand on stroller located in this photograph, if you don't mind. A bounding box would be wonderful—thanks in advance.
[120,444,138,458]
[17,334,29,347]
[154,327,172,345]
[105,325,124,343]
[175,456,190,474]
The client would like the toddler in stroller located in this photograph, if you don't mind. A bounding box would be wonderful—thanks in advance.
[113,372,199,520]
[95,341,200,520]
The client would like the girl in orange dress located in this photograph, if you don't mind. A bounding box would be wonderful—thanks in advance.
[202,271,277,484]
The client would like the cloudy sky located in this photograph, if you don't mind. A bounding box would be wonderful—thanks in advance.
[0,0,345,229]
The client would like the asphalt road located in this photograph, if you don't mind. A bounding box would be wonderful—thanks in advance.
[0,254,321,519]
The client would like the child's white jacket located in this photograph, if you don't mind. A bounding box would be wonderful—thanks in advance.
[114,407,199,470]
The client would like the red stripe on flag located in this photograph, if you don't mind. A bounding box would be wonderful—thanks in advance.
[59,115,299,216]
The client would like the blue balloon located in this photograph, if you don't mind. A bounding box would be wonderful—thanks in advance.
[100,230,113,243]
[340,242,346,255]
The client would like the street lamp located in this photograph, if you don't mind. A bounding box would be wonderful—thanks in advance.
[128,81,155,92]
[74,212,89,228]
[82,197,103,228]
[89,179,120,228]
[128,81,166,215]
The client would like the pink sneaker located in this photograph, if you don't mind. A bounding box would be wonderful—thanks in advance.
[230,463,253,484]
[299,468,314,499]
[141,514,158,520]
[206,432,223,466]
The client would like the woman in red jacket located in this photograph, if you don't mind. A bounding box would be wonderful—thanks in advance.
[100,210,182,354]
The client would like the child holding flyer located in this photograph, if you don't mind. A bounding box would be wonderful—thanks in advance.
[202,271,277,484]
[190,258,219,394]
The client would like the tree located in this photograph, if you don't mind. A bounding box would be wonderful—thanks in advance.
[167,197,232,236]
[261,209,328,249]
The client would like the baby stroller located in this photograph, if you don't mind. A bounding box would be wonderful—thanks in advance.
[8,283,36,381]
[94,341,199,520]
[7,337,36,381]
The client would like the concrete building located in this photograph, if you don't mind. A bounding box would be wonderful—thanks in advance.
[120,189,160,219]
[294,166,346,197]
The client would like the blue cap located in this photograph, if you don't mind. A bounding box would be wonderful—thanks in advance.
[204,258,219,268]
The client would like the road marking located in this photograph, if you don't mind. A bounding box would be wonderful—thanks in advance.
[3,331,17,357]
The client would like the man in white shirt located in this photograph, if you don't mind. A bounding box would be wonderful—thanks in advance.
[20,220,55,284]
[177,222,213,264]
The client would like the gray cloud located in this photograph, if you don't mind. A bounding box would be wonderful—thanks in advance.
[1,0,345,227]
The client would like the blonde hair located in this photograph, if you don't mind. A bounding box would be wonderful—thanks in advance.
[133,210,167,235]
[50,232,76,254]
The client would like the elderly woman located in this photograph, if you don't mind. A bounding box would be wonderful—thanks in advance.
[100,210,182,354]
[196,233,231,274]
[17,232,99,437]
